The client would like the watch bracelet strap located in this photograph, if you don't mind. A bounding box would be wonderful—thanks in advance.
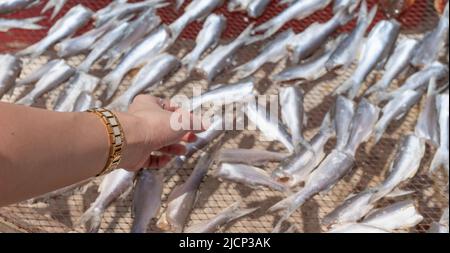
[87,108,125,177]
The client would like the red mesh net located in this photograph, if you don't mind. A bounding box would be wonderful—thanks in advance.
[0,0,440,52]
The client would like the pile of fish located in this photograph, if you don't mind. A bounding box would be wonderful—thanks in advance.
[1,0,449,233]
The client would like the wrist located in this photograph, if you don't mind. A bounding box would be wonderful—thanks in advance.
[115,112,148,170]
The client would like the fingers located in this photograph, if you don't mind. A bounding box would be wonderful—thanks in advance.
[160,98,180,112]
[145,155,172,169]
[158,144,186,156]
[181,132,197,143]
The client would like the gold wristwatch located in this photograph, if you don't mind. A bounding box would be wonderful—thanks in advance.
[87,108,125,177]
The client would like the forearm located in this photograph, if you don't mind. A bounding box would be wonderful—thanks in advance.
[0,102,144,206]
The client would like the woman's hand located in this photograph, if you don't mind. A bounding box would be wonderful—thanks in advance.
[116,95,206,171]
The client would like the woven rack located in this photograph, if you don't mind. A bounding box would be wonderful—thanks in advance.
[0,0,448,233]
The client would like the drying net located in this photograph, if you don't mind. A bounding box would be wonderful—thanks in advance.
[0,0,448,233]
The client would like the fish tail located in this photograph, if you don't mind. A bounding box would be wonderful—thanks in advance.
[181,51,200,74]
[333,78,354,96]
[104,53,121,70]
[429,148,449,175]
[169,16,188,42]
[51,1,66,20]
[103,71,124,101]
[234,62,258,79]
[268,196,294,213]
[295,137,315,155]
[373,91,392,104]
[367,4,379,27]
[237,23,256,44]
[365,80,387,95]
[321,213,336,227]
[369,186,392,203]
[227,206,259,223]
[15,95,35,106]
[325,59,340,72]
[252,18,283,42]
[356,0,368,24]
[41,0,55,14]
[373,124,385,144]
[77,206,103,233]
[23,16,46,29]
[347,80,362,100]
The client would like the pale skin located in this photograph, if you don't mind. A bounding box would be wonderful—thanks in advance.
[0,95,205,207]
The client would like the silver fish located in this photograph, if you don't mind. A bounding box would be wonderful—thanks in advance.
[269,149,355,220]
[287,8,353,64]
[54,72,99,112]
[269,100,379,221]
[17,59,61,86]
[415,78,440,147]
[371,135,425,202]
[130,169,164,233]
[234,29,295,79]
[184,202,258,233]
[169,0,224,42]
[213,163,288,192]
[55,18,118,58]
[343,98,380,156]
[0,54,22,99]
[365,38,419,95]
[373,90,422,143]
[333,96,355,151]
[190,80,256,111]
[244,101,294,153]
[361,200,423,231]
[334,19,401,99]
[411,2,449,68]
[333,0,361,14]
[430,93,449,175]
[327,223,390,233]
[16,60,75,106]
[0,17,44,32]
[107,54,179,112]
[159,152,213,232]
[78,22,130,72]
[102,26,171,100]
[247,0,270,18]
[41,0,67,20]
[18,5,94,58]
[73,91,99,112]
[271,34,344,83]
[279,86,310,152]
[272,112,334,188]
[325,1,378,71]
[78,169,135,233]
[94,0,164,28]
[322,189,377,226]
[104,8,162,69]
[0,0,36,14]
[195,24,253,82]
[376,61,448,102]
[182,14,227,73]
[216,149,289,166]
[252,0,332,41]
